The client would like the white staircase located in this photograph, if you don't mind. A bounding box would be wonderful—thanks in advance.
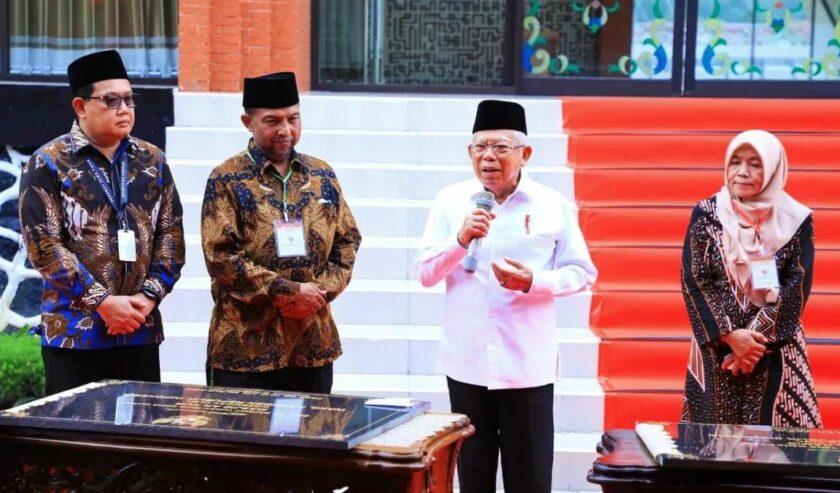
[161,92,602,492]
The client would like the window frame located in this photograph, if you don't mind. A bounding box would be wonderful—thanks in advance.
[0,2,8,75]
[0,2,176,86]
[312,0,840,98]
[310,0,520,94]
[513,0,688,96]
[683,0,840,98]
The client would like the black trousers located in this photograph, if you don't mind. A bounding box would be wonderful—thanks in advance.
[447,377,554,493]
[208,364,334,394]
[42,345,161,395]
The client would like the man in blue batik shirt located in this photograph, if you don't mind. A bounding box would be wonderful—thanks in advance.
[18,50,185,395]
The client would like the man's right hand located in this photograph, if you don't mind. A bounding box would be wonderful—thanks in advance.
[275,282,327,320]
[97,295,146,335]
[457,208,495,248]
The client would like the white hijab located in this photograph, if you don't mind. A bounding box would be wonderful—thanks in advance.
[714,130,811,307]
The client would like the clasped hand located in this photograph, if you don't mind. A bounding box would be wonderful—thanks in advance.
[97,294,155,336]
[274,282,327,320]
[720,330,769,376]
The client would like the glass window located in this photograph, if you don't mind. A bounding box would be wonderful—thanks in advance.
[318,0,369,83]
[9,0,178,78]
[696,0,840,81]
[315,0,840,94]
[317,0,511,87]
[521,0,676,79]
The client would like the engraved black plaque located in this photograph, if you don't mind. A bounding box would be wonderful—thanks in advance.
[0,380,430,450]
[637,421,840,476]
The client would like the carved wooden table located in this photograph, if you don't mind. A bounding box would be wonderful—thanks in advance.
[0,381,474,493]
[0,412,473,493]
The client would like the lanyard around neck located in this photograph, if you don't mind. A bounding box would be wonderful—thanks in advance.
[247,149,294,220]
[86,152,129,229]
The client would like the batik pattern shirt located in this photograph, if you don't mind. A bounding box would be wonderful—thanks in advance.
[19,121,185,349]
[202,140,361,372]
[681,196,821,427]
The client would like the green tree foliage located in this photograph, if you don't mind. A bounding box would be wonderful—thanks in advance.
[0,328,44,409]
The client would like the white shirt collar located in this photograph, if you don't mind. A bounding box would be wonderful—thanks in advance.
[468,169,536,203]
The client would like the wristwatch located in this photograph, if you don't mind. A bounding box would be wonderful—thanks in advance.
[141,288,159,302]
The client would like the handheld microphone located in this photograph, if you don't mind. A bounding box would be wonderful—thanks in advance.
[463,191,496,273]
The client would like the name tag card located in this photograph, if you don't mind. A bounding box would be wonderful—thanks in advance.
[117,229,137,262]
[751,257,780,290]
[274,219,307,257]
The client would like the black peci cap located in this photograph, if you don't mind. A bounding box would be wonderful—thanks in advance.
[242,72,300,109]
[472,100,527,135]
[67,50,129,93]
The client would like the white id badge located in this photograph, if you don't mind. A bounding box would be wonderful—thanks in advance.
[117,229,137,262]
[751,257,780,289]
[274,219,307,257]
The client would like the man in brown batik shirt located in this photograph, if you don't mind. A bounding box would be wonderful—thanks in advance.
[201,72,361,394]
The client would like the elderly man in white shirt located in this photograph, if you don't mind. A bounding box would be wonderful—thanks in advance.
[415,100,597,493]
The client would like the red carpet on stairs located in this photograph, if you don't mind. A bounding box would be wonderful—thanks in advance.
[590,247,840,293]
[576,169,840,208]
[569,134,840,170]
[564,98,840,430]
[562,98,840,134]
[591,291,840,341]
[580,208,840,248]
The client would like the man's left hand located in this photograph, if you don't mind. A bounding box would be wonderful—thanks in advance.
[274,282,327,320]
[491,257,533,292]
[129,293,156,319]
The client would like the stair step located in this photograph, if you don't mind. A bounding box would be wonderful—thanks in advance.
[180,193,580,237]
[605,388,840,431]
[165,126,568,167]
[579,207,692,248]
[581,207,840,249]
[589,290,840,341]
[180,194,430,237]
[575,168,840,209]
[161,323,598,379]
[589,246,840,294]
[181,233,425,279]
[599,339,840,392]
[173,92,564,133]
[169,158,574,199]
[567,132,840,170]
[562,97,840,134]
[159,371,603,434]
[184,231,591,281]
[159,278,593,328]
[604,390,683,430]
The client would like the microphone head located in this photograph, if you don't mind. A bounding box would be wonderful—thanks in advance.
[474,191,495,211]
[463,255,478,273]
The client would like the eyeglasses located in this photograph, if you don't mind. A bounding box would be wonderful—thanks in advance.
[470,144,525,156]
[87,93,139,109]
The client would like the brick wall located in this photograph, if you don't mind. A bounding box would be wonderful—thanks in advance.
[179,0,311,92]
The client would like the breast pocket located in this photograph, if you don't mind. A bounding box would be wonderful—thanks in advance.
[520,230,558,263]
[315,181,340,220]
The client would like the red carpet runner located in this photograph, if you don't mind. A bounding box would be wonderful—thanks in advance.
[563,98,840,429]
